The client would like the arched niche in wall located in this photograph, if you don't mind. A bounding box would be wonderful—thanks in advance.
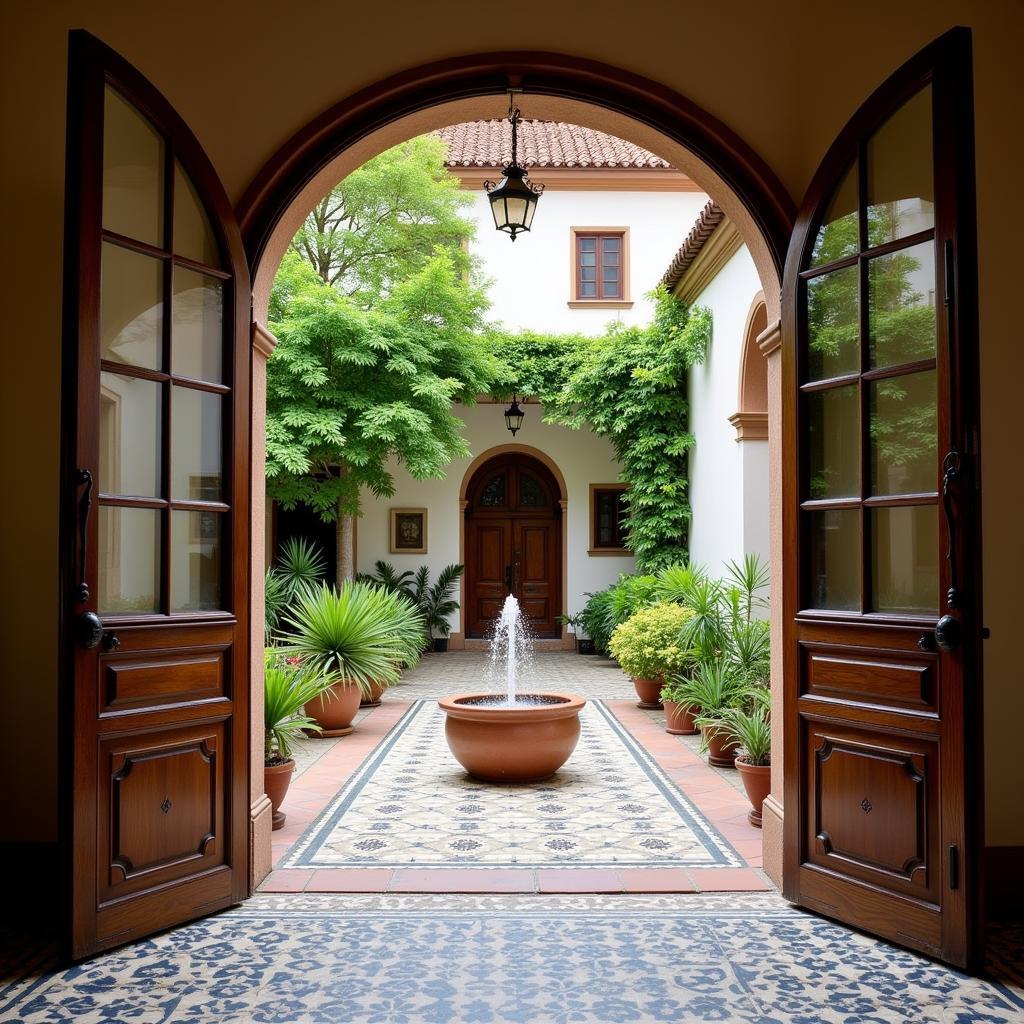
[729,292,769,441]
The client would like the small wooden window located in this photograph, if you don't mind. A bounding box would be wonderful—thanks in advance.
[572,229,629,303]
[590,485,629,552]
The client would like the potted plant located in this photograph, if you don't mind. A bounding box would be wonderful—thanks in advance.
[719,697,771,825]
[279,581,424,735]
[264,654,334,829]
[659,673,700,735]
[557,612,594,654]
[411,563,463,652]
[608,602,695,709]
[673,660,750,766]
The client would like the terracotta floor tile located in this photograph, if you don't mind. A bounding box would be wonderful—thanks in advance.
[388,869,535,893]
[307,869,394,892]
[535,869,623,893]
[260,869,314,892]
[688,868,771,892]
[619,868,697,893]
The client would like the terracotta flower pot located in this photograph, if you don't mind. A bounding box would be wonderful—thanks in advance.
[703,725,741,768]
[360,679,388,708]
[632,676,664,710]
[305,680,362,737]
[264,759,294,830]
[735,757,772,827]
[663,699,698,735]
[438,693,587,783]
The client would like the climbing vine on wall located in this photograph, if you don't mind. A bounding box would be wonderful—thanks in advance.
[490,289,712,570]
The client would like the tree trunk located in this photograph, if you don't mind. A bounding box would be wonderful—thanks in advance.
[336,497,355,583]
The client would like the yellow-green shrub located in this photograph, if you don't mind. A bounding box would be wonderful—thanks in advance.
[609,602,695,680]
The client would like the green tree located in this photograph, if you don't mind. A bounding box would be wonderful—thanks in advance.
[289,135,475,304]
[267,249,494,579]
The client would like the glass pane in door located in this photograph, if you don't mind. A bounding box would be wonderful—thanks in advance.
[807,386,860,499]
[869,370,937,495]
[870,505,938,613]
[100,243,164,370]
[868,241,937,368]
[172,267,224,382]
[102,86,165,246]
[98,506,161,614]
[807,509,860,611]
[806,265,860,380]
[171,386,223,500]
[99,371,162,497]
[809,160,859,268]
[866,85,934,246]
[171,509,221,611]
[173,161,222,268]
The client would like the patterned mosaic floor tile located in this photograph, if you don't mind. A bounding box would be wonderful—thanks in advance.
[280,700,742,870]
[3,894,1021,1024]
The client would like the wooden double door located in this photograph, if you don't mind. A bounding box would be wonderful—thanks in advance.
[464,454,562,639]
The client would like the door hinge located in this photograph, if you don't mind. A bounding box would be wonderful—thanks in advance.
[948,844,959,891]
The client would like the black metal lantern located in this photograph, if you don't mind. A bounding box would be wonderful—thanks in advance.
[483,102,544,241]
[503,395,525,436]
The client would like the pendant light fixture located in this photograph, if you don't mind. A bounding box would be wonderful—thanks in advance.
[503,395,525,436]
[483,96,544,241]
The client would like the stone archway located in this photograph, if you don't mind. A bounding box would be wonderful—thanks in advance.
[238,54,792,887]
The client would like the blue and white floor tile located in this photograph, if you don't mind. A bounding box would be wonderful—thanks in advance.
[2,893,1021,1023]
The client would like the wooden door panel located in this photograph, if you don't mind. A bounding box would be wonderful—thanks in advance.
[62,32,250,960]
[100,721,225,902]
[782,29,982,968]
[514,520,558,638]
[466,520,510,638]
[807,724,938,900]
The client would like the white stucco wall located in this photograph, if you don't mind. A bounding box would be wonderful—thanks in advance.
[686,244,770,578]
[355,402,636,634]
[464,187,709,335]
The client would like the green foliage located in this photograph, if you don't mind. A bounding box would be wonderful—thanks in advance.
[264,538,328,643]
[718,703,771,766]
[361,560,416,600]
[580,586,618,655]
[263,654,334,764]
[278,581,425,697]
[725,553,770,621]
[662,658,749,715]
[266,248,496,521]
[490,288,712,569]
[410,563,464,640]
[288,135,475,305]
[264,569,291,644]
[608,602,695,680]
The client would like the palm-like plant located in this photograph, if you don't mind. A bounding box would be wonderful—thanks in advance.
[677,577,729,662]
[364,559,416,600]
[411,563,463,640]
[264,655,334,764]
[729,618,771,686]
[277,537,327,598]
[653,562,705,605]
[725,553,770,621]
[718,703,771,765]
[663,658,749,716]
[279,581,424,696]
[265,568,291,644]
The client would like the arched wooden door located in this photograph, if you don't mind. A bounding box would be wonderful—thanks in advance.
[464,454,562,639]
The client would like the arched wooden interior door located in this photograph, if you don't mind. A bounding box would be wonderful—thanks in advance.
[60,31,251,960]
[782,29,982,968]
[464,454,562,638]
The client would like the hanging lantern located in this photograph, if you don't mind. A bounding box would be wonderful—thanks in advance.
[483,101,544,241]
[503,396,525,435]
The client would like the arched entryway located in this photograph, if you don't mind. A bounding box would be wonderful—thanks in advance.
[463,452,564,639]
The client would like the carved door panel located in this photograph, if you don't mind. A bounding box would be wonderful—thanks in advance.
[465,519,512,639]
[782,30,982,968]
[61,33,250,959]
[513,519,559,638]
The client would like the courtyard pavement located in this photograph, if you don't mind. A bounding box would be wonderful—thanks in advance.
[267,652,767,895]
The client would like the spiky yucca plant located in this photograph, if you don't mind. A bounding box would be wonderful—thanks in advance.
[279,581,425,696]
[719,703,771,765]
[264,655,334,764]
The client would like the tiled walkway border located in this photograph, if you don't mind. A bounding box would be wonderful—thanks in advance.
[263,698,770,894]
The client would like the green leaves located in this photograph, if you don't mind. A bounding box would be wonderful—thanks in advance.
[490,288,711,570]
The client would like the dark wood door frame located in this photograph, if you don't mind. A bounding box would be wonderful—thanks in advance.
[59,31,252,961]
[781,28,983,969]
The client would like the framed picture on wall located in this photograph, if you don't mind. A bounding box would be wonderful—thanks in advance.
[390,508,428,554]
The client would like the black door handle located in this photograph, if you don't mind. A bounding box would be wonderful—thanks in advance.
[74,468,93,603]
[941,450,961,610]
[505,565,513,592]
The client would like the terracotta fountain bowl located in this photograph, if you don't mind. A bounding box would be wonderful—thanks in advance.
[438,692,587,783]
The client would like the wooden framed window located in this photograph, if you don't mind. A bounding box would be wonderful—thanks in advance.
[570,228,632,307]
[589,484,629,553]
